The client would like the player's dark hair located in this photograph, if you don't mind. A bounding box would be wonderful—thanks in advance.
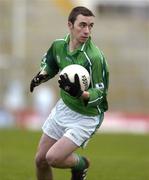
[68,6,95,25]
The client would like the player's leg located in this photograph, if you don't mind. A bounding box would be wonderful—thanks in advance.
[35,100,63,180]
[46,136,90,180]
[35,133,56,180]
[45,136,78,168]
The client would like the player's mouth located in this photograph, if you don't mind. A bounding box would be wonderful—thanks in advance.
[81,36,89,41]
[82,36,88,39]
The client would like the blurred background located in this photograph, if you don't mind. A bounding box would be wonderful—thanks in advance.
[0,0,149,133]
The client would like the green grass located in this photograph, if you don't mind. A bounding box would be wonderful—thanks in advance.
[0,129,149,180]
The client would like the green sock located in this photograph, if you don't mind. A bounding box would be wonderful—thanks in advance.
[72,155,86,171]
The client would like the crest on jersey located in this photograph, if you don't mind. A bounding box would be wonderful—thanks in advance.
[56,55,61,64]
[95,82,104,90]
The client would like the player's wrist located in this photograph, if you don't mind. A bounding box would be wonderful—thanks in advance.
[81,91,90,100]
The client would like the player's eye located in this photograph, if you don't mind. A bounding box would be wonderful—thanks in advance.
[89,23,94,28]
[88,23,94,30]
[79,22,87,28]
[79,22,94,30]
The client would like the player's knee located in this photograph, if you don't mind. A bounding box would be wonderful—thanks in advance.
[35,152,48,169]
[46,153,62,167]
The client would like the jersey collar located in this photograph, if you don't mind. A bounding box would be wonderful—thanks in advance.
[64,34,91,55]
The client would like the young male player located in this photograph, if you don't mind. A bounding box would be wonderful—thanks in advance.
[30,6,109,180]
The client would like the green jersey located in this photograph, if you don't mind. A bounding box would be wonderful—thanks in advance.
[40,34,109,116]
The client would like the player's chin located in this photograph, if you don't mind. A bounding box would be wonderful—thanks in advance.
[80,37,88,43]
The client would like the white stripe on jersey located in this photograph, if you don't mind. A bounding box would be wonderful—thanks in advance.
[88,96,103,104]
[83,51,93,88]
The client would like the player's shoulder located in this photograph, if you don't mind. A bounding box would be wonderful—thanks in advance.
[52,34,69,47]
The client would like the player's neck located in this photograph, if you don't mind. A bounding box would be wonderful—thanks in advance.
[69,37,81,52]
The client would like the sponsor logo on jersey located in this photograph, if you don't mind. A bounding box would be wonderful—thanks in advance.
[65,56,72,62]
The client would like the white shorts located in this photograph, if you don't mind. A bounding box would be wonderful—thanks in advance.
[42,99,104,147]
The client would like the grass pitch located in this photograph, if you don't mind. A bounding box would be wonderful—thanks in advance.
[0,129,149,180]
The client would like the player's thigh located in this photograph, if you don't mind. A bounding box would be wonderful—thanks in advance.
[46,136,78,162]
[36,133,57,159]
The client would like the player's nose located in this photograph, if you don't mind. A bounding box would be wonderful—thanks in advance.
[84,26,90,34]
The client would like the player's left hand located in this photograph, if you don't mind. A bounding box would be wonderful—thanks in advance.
[30,72,49,92]
[58,73,83,97]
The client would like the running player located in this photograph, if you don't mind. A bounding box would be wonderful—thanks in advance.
[30,6,109,180]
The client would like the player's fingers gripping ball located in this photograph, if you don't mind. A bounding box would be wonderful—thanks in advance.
[58,64,90,97]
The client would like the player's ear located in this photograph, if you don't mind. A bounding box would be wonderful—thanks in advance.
[68,21,73,30]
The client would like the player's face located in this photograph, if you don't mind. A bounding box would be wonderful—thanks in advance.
[68,14,94,44]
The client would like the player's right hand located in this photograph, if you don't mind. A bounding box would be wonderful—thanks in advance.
[58,73,83,97]
[30,72,49,92]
